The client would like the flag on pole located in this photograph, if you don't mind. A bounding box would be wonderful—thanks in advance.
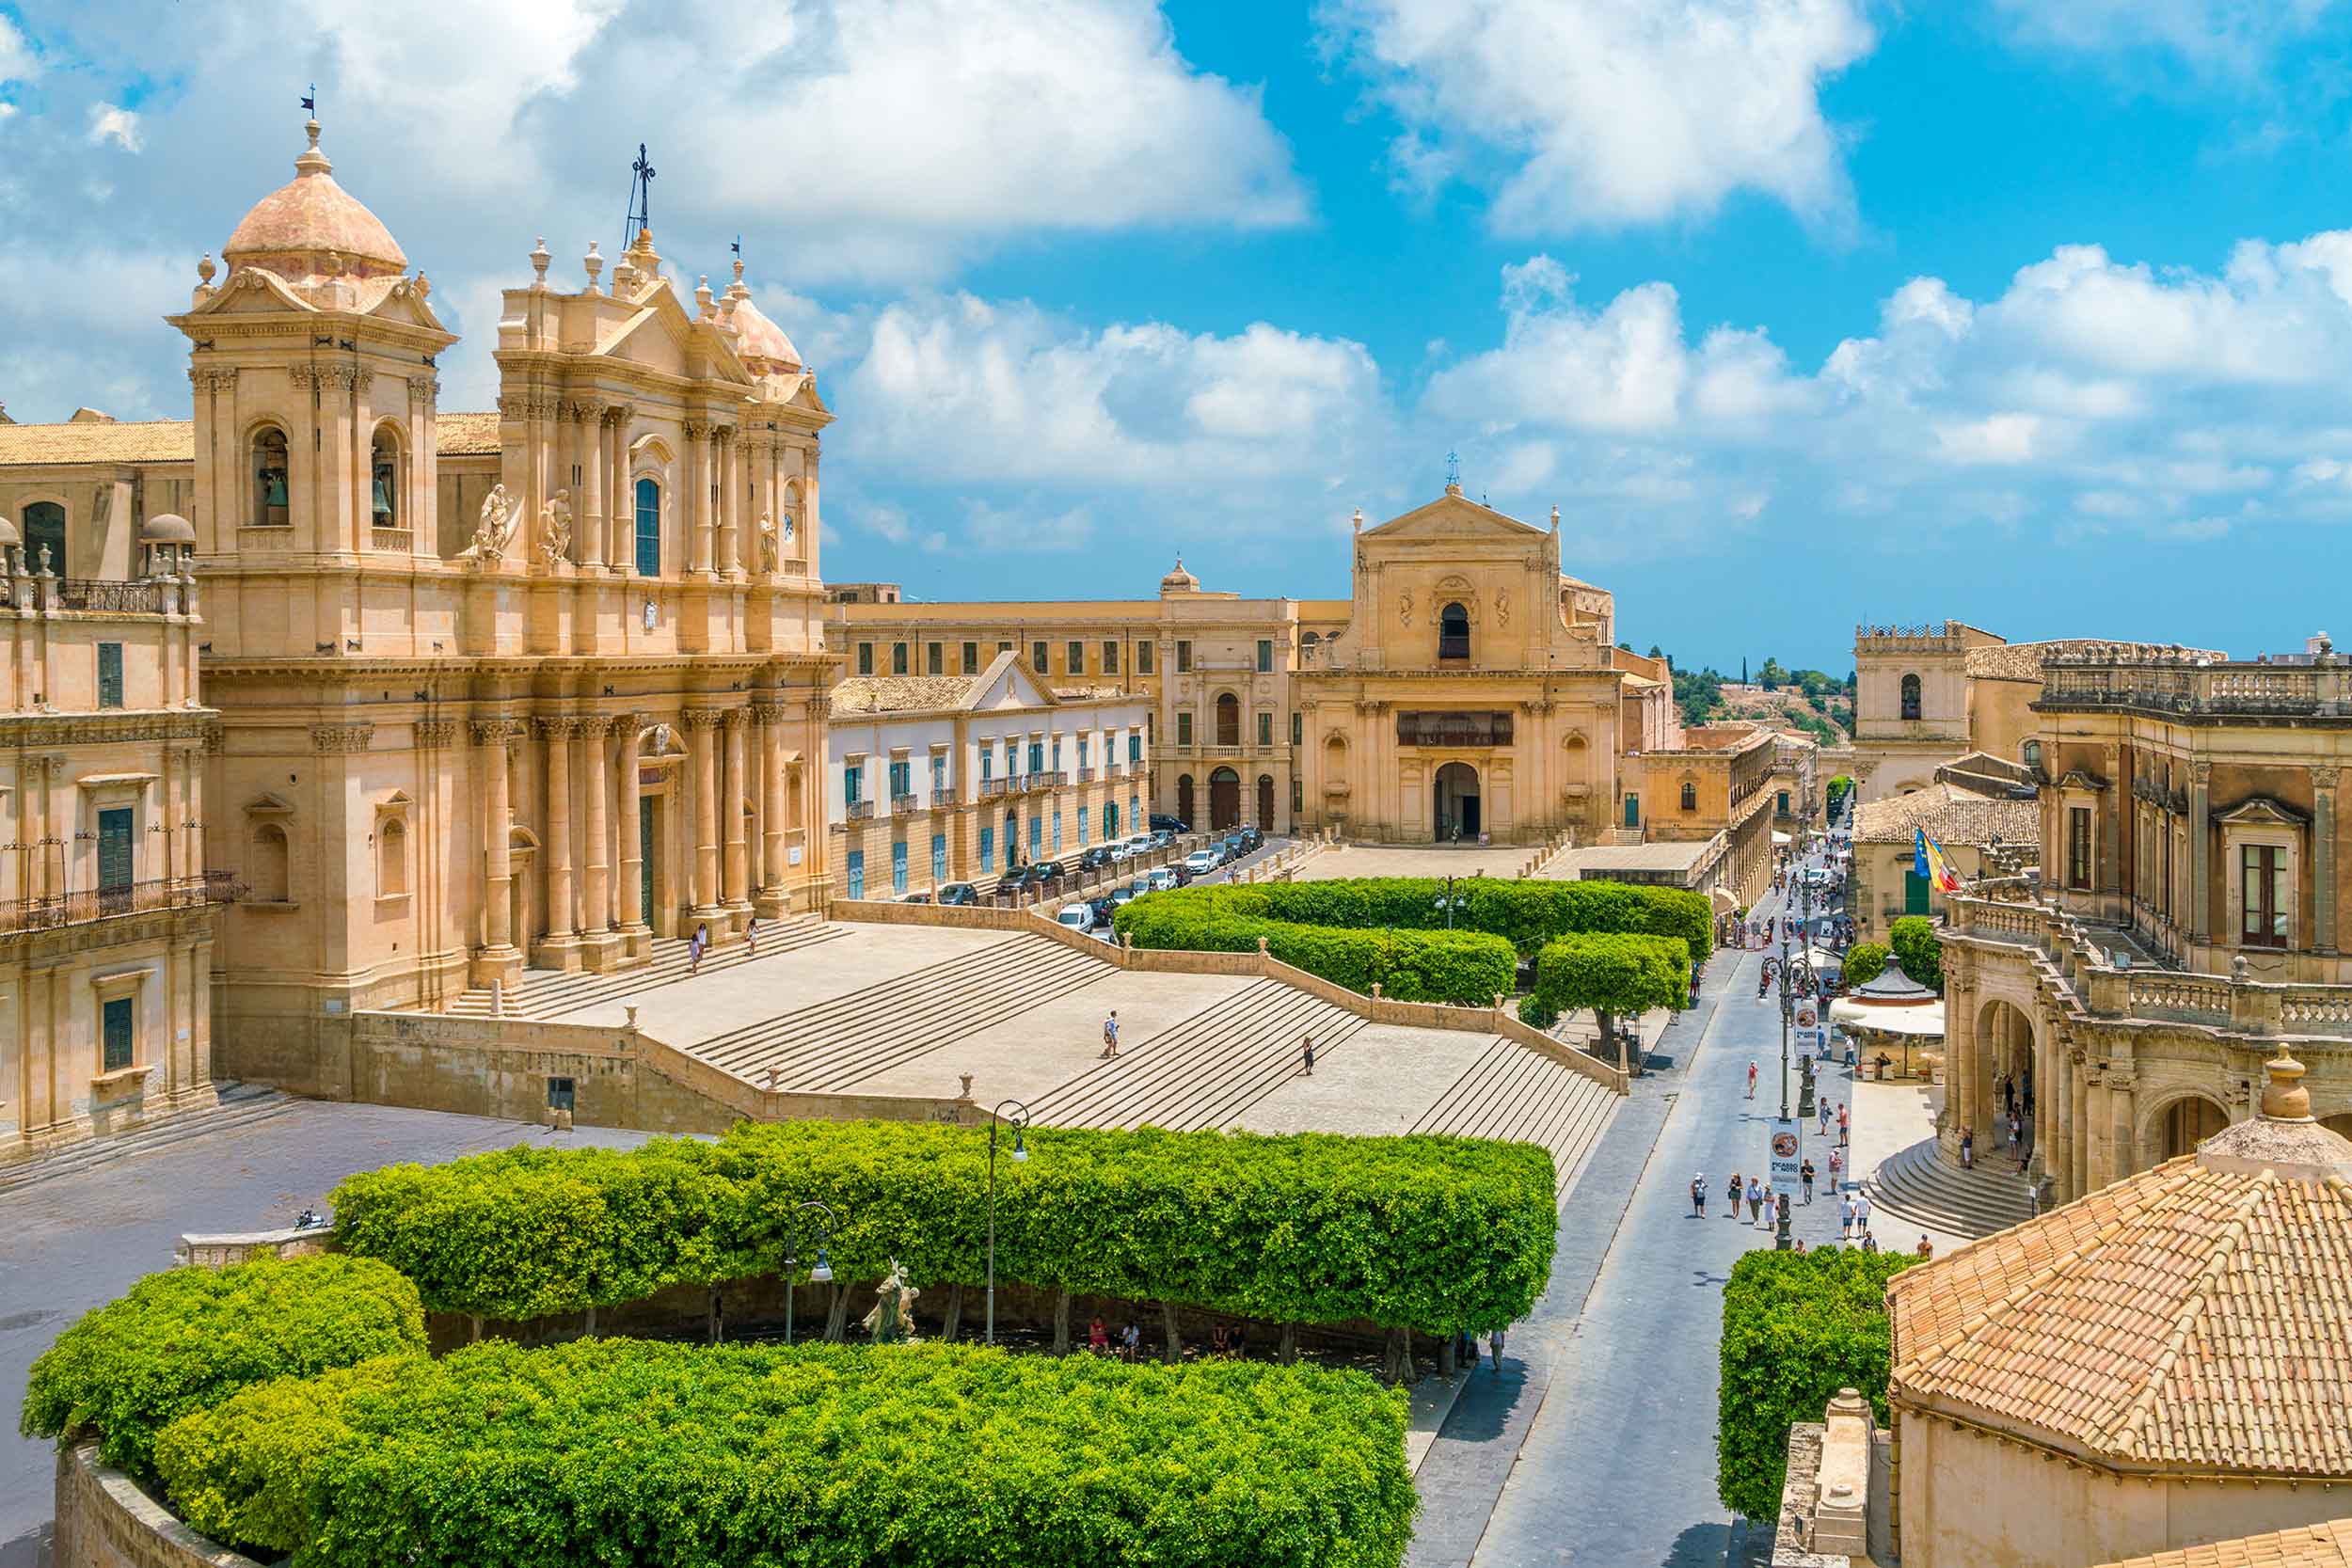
[1915,828,1963,894]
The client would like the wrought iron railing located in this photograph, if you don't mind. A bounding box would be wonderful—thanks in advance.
[0,871,238,936]
[52,578,167,614]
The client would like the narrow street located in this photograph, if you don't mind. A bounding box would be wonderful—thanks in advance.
[1411,841,1861,1568]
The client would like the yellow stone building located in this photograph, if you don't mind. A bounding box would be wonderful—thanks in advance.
[0,118,836,1105]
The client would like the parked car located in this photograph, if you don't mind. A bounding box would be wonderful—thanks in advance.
[1078,846,1115,873]
[1122,833,1156,860]
[1151,814,1189,834]
[938,882,979,907]
[1031,860,1068,886]
[903,891,933,904]
[1183,849,1219,877]
[1054,903,1093,931]
[1144,868,1177,893]
[1110,883,1142,907]
[1239,825,1263,851]
[1106,841,1135,864]
[994,865,1040,899]
[1086,896,1117,928]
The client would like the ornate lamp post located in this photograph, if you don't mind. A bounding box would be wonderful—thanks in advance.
[986,1099,1030,1345]
[783,1199,837,1348]
[1434,874,1469,929]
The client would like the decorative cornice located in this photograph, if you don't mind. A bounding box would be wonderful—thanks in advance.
[310,723,375,754]
[0,714,218,748]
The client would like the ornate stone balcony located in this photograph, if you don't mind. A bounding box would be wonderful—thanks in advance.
[0,871,237,936]
[2038,654,2352,720]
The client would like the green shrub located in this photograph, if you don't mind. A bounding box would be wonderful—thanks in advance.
[18,1254,424,1486]
[333,1121,1558,1334]
[1114,893,1517,1004]
[1716,1248,1914,1519]
[156,1338,1419,1568]
[1532,933,1690,1044]
[1887,915,1942,991]
[1517,994,1560,1029]
[1841,941,1888,988]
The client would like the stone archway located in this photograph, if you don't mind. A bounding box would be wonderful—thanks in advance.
[1176,774,1196,831]
[1209,767,1241,831]
[2152,1092,2230,1159]
[1256,773,1276,830]
[1433,761,1480,841]
[1973,998,2038,1128]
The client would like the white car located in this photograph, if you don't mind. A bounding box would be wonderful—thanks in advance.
[1145,867,1177,892]
[1106,841,1136,864]
[1183,849,1219,877]
[1122,832,1156,859]
[1055,903,1092,930]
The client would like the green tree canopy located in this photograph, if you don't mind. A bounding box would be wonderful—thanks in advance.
[1841,941,1888,988]
[1533,932,1690,1047]
[1887,916,1943,991]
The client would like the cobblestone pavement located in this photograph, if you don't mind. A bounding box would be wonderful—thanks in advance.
[1410,847,1867,1568]
[0,1103,655,1568]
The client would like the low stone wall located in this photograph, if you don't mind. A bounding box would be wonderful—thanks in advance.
[173,1225,331,1269]
[53,1445,258,1568]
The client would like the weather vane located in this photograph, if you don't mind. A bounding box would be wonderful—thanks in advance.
[300,83,316,117]
[624,143,657,248]
[1446,449,1460,488]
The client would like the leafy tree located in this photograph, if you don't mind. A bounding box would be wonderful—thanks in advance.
[1887,915,1943,991]
[1533,932,1690,1051]
[1672,664,1726,727]
[1841,940,1888,988]
[1717,1248,1915,1520]
[1823,776,1855,818]
[1757,657,1788,691]
[1645,643,1664,660]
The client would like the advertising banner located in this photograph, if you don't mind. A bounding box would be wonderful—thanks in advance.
[1769,1119,1803,1201]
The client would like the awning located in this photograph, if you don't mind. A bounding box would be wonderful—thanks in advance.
[1772,831,1792,846]
[1829,997,1946,1038]
[1709,886,1740,912]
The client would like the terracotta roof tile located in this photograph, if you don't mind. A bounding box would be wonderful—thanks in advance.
[2091,1517,2352,1568]
[829,674,976,715]
[1851,781,2038,847]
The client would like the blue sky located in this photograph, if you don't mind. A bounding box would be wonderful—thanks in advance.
[5,0,2352,672]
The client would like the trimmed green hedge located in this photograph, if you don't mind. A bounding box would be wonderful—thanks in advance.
[1888,915,1942,991]
[1716,1247,1914,1519]
[155,1339,1418,1568]
[331,1119,1558,1333]
[1532,933,1691,1036]
[1115,895,1517,1004]
[1841,941,1888,988]
[18,1254,424,1487]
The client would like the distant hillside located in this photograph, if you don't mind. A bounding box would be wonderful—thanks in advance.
[1714,682,1851,744]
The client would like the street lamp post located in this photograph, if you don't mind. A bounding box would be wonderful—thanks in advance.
[1434,874,1468,929]
[784,1199,838,1348]
[985,1098,1031,1345]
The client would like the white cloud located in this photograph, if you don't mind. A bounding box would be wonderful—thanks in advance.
[87,104,140,151]
[1320,0,1874,232]
[1934,412,2045,465]
[1990,0,2338,71]
[963,500,1094,552]
[0,14,35,84]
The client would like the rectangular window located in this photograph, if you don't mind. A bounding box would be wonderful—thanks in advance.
[1256,639,1274,673]
[888,759,912,800]
[1052,737,1063,771]
[846,849,866,899]
[892,840,909,895]
[634,479,661,577]
[962,641,979,673]
[1128,733,1142,764]
[1103,641,1120,674]
[1032,641,1050,671]
[1290,712,1301,747]
[930,753,948,796]
[1029,816,1043,855]
[980,747,993,783]
[1068,640,1085,673]
[1176,640,1192,673]
[979,825,995,873]
[1177,711,1194,746]
[547,1075,575,1113]
[844,764,862,805]
[1028,741,1045,775]
[2161,829,2173,920]
[2242,844,2288,947]
[1077,808,1089,846]
[998,640,1013,654]
[932,832,947,884]
[98,642,124,709]
[1077,736,1090,767]
[1130,793,1141,827]
[927,641,944,675]
[1051,811,1062,852]
[857,643,875,676]
[102,995,134,1073]
[1292,779,1303,814]
[892,642,910,675]
[2067,806,2091,889]
[1137,641,1154,674]
[1257,712,1273,748]
[98,807,134,897]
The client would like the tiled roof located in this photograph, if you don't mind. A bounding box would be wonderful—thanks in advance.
[1050,684,1124,701]
[829,674,976,715]
[1851,781,2038,847]
[2092,1518,2352,1568]
[0,411,503,467]
[1889,1101,2352,1475]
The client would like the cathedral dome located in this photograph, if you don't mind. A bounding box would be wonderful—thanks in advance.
[721,265,802,372]
[1159,555,1200,595]
[222,120,407,282]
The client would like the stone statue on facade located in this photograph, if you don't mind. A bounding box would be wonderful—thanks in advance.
[469,483,518,562]
[755,511,780,574]
[1398,589,1413,627]
[536,488,573,567]
[1495,587,1511,627]
[861,1258,920,1345]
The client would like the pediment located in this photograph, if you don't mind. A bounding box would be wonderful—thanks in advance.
[363,282,450,333]
[1360,491,1545,544]
[603,308,691,378]
[187,268,318,316]
[2217,795,2308,827]
[2056,768,2110,792]
[243,791,294,816]
[972,654,1054,710]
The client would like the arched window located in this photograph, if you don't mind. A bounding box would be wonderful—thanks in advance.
[1176,773,1196,829]
[2021,739,2042,773]
[1216,692,1240,747]
[634,477,661,576]
[251,824,290,902]
[377,817,407,897]
[1899,673,1922,721]
[1439,601,1470,659]
[1679,780,1698,813]
[252,426,291,527]
[22,501,64,576]
[370,427,400,529]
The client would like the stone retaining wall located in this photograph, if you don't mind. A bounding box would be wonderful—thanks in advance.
[53,1445,258,1568]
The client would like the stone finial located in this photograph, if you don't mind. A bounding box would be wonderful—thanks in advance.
[583,241,603,294]
[2259,1047,2314,1123]
[1257,935,1270,957]
[530,236,551,286]
[624,1004,639,1032]
[1549,503,1561,533]
[695,275,715,318]
[2232,953,2250,983]
[1351,506,1363,533]
[959,1071,975,1101]
[197,252,216,286]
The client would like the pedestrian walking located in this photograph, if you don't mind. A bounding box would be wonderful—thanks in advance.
[1745,1060,1758,1100]
[1817,1097,1831,1137]
[1725,1170,1742,1216]
[1838,1192,1855,1239]
[1746,1176,1764,1225]
[1692,1172,1708,1217]
[1960,1125,1975,1170]
[1800,1158,1816,1204]
[745,914,760,957]
[1853,1189,1872,1238]
[1101,1009,1120,1059]
[1836,1102,1850,1148]
[689,921,709,975]
[1300,1034,1317,1076]
[1827,1147,1843,1194]
[1489,1327,1507,1373]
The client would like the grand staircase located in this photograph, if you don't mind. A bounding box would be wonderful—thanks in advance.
[0,1082,300,1195]
[1411,1037,1620,1187]
[1862,1135,2036,1239]
[1025,978,1371,1132]
[687,933,1112,1091]
[435,919,844,1020]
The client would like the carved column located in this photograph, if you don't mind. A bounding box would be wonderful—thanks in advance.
[757,699,787,904]
[2108,1070,2137,1185]
[606,408,629,570]
[578,404,605,568]
[718,428,741,578]
[689,421,717,575]
[686,708,723,915]
[2315,766,2339,954]
[617,718,647,938]
[474,720,521,969]
[722,708,750,911]
[2187,761,2212,944]
[532,718,579,966]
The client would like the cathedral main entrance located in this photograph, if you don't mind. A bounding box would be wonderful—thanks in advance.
[1433,761,1481,841]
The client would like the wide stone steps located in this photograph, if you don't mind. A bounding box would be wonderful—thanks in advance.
[691,934,1113,1092]
[1862,1135,2036,1239]
[1412,1037,1620,1188]
[437,920,845,1020]
[0,1082,300,1195]
[1026,978,1370,1132]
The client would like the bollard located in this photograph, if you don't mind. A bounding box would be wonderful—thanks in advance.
[491,978,505,1018]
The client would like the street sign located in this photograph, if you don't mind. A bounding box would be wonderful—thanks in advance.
[1769,1119,1803,1201]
